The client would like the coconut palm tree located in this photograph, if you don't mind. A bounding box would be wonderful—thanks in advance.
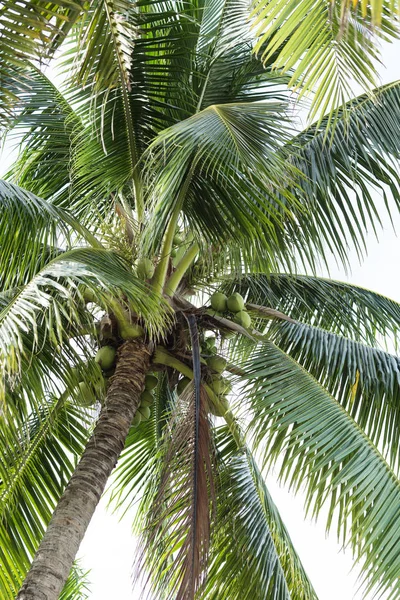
[2,1,400,599]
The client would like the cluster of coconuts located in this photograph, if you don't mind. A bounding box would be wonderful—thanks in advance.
[75,345,117,407]
[210,291,251,329]
[133,373,158,427]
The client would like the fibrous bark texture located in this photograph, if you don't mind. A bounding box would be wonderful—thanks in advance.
[17,340,151,600]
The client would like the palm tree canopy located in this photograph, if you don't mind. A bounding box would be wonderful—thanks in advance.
[2,1,400,599]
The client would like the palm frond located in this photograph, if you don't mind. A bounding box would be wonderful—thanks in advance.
[246,341,400,599]
[250,0,398,123]
[0,0,87,125]
[3,66,82,202]
[204,428,317,600]
[284,81,400,263]
[0,180,101,290]
[137,382,215,600]
[142,100,298,254]
[224,272,400,347]
[60,563,91,600]
[0,396,89,598]
[270,320,400,471]
[0,247,172,386]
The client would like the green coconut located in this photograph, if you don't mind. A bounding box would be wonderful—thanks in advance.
[140,390,154,407]
[209,377,225,395]
[136,257,155,280]
[227,292,245,313]
[177,376,191,394]
[210,292,228,312]
[173,233,184,246]
[233,310,252,328]
[120,323,144,340]
[83,288,96,303]
[95,346,116,370]
[207,355,227,374]
[209,396,229,417]
[145,374,158,391]
[204,335,216,348]
[138,405,151,420]
[77,381,96,407]
[133,412,142,427]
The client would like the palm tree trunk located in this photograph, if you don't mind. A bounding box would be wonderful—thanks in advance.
[17,339,151,600]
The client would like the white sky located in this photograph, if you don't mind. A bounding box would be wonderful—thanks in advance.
[1,34,399,600]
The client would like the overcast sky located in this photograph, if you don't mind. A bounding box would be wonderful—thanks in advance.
[2,32,400,600]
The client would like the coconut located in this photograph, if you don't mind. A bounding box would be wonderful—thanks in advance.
[120,323,144,340]
[95,346,116,370]
[233,310,251,328]
[133,412,142,427]
[227,292,245,313]
[173,233,183,246]
[209,396,229,417]
[138,405,151,420]
[140,390,154,407]
[83,288,96,303]
[177,377,191,394]
[210,292,228,312]
[145,374,158,391]
[77,381,96,407]
[207,355,227,374]
[136,257,155,280]
[209,377,225,395]
[170,248,177,258]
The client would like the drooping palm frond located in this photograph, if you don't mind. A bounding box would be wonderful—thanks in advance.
[250,0,399,123]
[3,66,82,202]
[0,247,172,387]
[0,396,90,599]
[245,341,400,599]
[0,0,87,125]
[204,428,317,600]
[284,81,400,263]
[269,320,400,471]
[142,100,299,253]
[224,273,400,346]
[0,180,101,290]
[137,381,215,600]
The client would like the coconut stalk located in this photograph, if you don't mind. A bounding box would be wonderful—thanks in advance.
[17,340,151,600]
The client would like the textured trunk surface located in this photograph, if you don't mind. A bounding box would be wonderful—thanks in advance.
[17,340,151,600]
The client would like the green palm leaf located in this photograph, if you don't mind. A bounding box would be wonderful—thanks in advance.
[0,247,171,385]
[0,396,90,598]
[226,273,400,346]
[0,0,87,125]
[246,341,400,599]
[285,81,400,262]
[250,0,398,123]
[205,431,317,600]
[0,180,101,290]
[270,320,400,470]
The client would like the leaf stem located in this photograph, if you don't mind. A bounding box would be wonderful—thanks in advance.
[151,170,193,295]
[164,243,199,297]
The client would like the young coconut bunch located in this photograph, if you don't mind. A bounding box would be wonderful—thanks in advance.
[2,1,400,600]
